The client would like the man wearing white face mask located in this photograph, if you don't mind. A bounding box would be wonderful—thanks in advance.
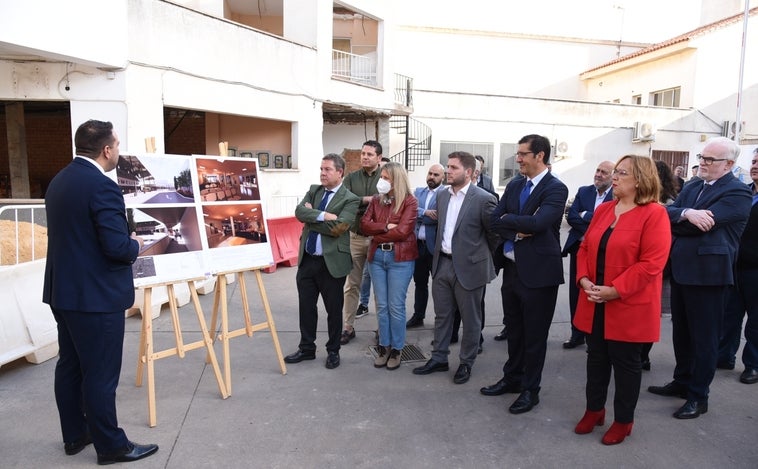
[341,140,383,345]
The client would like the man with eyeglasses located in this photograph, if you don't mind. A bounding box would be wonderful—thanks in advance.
[648,137,752,419]
[561,161,615,350]
[717,148,758,385]
[482,134,568,414]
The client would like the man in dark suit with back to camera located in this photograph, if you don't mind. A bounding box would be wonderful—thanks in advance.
[43,119,158,465]
[648,136,752,419]
[413,152,498,384]
[482,134,568,414]
[561,160,614,349]
[284,154,360,370]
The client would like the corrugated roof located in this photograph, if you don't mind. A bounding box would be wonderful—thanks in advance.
[583,6,758,75]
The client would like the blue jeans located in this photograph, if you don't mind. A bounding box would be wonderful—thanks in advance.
[359,262,371,306]
[369,248,414,351]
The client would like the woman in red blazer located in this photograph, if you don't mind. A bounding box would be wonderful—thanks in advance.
[573,155,671,445]
[361,162,419,370]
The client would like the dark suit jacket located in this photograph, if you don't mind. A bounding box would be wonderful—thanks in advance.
[414,185,440,255]
[43,157,140,312]
[737,184,758,270]
[477,174,499,201]
[295,184,359,278]
[491,172,568,288]
[562,184,613,255]
[667,172,752,286]
[432,183,498,290]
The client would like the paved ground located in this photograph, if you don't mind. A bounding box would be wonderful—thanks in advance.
[2,250,758,468]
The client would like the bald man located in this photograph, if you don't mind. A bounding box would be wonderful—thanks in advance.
[407,164,446,328]
[561,160,615,349]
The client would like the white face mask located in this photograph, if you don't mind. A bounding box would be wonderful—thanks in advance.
[376,178,392,195]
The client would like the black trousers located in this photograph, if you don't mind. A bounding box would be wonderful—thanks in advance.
[501,261,558,391]
[52,307,129,455]
[296,253,346,353]
[585,306,642,423]
[567,247,585,340]
[412,240,433,318]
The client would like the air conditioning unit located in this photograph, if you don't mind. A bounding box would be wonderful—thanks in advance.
[722,120,745,139]
[553,140,569,161]
[632,122,655,142]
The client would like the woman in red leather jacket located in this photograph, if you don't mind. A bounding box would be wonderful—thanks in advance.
[361,162,419,370]
[572,155,671,445]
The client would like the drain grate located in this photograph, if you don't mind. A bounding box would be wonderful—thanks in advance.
[369,344,428,363]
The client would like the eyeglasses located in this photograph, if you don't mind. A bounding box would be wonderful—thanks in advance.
[612,169,630,177]
[697,154,728,165]
[515,151,534,158]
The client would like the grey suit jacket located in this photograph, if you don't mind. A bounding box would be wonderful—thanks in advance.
[432,183,498,290]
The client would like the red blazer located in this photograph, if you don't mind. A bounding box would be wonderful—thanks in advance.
[361,194,419,263]
[574,200,671,342]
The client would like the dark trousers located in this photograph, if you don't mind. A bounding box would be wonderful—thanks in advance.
[671,280,727,400]
[500,261,558,391]
[412,240,433,318]
[52,307,129,455]
[585,307,642,423]
[567,249,584,340]
[718,268,758,369]
[297,253,346,354]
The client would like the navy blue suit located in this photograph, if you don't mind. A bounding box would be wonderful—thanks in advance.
[491,172,568,392]
[43,157,140,455]
[562,185,613,339]
[667,172,751,401]
[412,185,440,318]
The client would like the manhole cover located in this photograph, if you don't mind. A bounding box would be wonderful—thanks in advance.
[369,344,428,363]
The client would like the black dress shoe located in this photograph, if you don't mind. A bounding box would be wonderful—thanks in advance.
[325,351,340,369]
[673,400,708,419]
[412,359,449,375]
[64,434,92,455]
[340,329,356,345]
[740,368,758,384]
[509,390,539,414]
[562,336,585,349]
[480,377,522,396]
[493,327,507,341]
[716,361,735,370]
[641,359,651,371]
[453,364,471,384]
[97,441,158,465]
[284,350,316,363]
[647,381,687,399]
[406,315,424,328]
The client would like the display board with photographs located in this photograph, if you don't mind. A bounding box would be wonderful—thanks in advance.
[116,154,273,286]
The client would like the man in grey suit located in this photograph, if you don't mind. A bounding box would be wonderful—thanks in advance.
[413,152,498,384]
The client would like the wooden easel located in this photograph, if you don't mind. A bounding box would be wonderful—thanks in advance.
[207,268,287,395]
[135,277,229,427]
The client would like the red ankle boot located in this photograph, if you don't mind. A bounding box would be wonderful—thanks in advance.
[574,409,606,434]
[601,421,633,445]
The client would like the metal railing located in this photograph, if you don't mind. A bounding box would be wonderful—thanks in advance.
[331,50,377,86]
[0,202,47,265]
[389,115,432,172]
[394,73,413,106]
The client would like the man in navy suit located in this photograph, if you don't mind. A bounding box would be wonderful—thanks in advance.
[561,161,614,349]
[649,137,752,419]
[406,163,445,328]
[43,120,158,464]
[482,134,568,414]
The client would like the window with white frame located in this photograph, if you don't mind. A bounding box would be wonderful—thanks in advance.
[632,94,642,105]
[439,141,494,176]
[649,87,680,107]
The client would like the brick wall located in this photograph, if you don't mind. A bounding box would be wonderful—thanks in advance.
[164,109,205,155]
[0,111,72,198]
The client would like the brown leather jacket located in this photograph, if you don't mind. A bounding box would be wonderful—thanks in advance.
[361,194,419,262]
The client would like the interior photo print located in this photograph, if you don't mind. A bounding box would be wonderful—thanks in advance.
[201,203,266,249]
[195,157,260,201]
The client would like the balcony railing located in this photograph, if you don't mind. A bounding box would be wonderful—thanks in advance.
[332,50,377,86]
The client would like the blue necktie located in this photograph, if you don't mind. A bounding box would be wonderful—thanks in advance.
[305,190,332,255]
[504,180,533,254]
